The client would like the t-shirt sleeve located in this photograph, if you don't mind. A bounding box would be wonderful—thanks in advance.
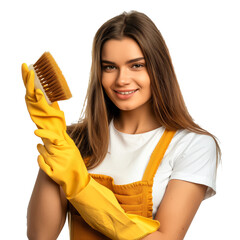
[170,133,217,199]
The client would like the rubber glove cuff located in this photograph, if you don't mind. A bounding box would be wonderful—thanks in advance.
[69,177,160,240]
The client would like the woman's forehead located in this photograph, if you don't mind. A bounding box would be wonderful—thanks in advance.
[101,37,144,62]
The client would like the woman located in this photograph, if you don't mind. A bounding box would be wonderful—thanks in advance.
[23,11,220,240]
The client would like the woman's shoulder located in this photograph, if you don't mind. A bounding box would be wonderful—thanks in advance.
[165,128,217,173]
[172,129,216,154]
[166,129,217,198]
[168,129,217,173]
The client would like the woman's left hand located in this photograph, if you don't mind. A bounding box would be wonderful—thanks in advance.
[35,128,90,199]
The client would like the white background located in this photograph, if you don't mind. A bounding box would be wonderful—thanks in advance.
[0,0,239,239]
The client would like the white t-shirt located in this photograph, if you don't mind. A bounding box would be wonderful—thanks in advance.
[88,120,217,217]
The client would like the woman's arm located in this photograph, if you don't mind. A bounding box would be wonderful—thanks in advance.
[142,179,207,240]
[27,169,68,240]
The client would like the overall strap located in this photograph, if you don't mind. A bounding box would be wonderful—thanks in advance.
[142,129,176,181]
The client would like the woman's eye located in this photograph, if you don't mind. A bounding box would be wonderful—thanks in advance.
[102,65,116,71]
[132,63,144,69]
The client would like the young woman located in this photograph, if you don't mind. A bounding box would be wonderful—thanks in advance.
[23,11,220,240]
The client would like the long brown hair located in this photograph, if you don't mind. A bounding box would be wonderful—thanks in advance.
[68,11,221,169]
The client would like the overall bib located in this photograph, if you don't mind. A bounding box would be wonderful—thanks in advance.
[68,129,176,239]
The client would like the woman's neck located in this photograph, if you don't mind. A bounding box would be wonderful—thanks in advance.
[113,102,161,134]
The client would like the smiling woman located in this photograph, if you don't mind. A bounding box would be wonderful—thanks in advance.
[24,10,221,240]
[101,38,152,116]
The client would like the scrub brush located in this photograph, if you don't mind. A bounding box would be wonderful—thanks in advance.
[28,52,72,104]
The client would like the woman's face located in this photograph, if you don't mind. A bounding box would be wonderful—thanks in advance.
[101,37,152,113]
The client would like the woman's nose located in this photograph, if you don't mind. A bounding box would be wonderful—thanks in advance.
[116,67,131,85]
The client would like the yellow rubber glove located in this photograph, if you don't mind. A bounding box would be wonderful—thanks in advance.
[22,62,160,238]
[35,128,90,198]
[21,63,66,135]
[35,128,160,239]
[70,178,160,240]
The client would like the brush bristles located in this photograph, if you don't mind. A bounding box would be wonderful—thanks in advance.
[33,52,72,103]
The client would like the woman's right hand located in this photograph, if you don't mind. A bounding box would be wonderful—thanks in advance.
[21,63,66,135]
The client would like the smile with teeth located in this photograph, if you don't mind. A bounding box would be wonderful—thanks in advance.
[115,90,138,95]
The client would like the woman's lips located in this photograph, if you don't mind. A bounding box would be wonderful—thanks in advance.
[114,89,138,99]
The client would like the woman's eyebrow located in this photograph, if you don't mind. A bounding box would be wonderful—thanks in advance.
[101,57,145,65]
[126,57,145,64]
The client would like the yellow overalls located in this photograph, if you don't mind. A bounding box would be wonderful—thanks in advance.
[68,129,176,239]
